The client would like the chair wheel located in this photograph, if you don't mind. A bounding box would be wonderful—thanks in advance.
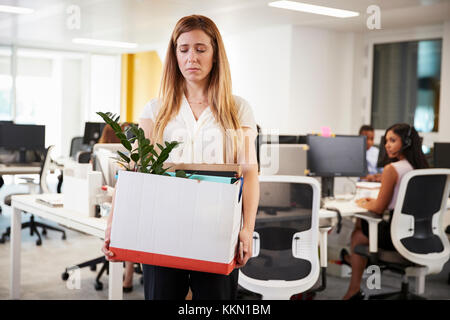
[36,239,42,246]
[90,265,97,271]
[42,229,47,235]
[61,272,69,281]
[94,282,103,291]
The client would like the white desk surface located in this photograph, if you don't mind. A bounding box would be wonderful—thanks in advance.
[9,193,123,300]
[0,161,63,175]
[0,163,41,175]
[321,197,450,219]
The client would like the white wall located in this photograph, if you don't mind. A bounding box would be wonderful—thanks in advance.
[224,25,292,133]
[224,25,356,135]
[289,27,355,135]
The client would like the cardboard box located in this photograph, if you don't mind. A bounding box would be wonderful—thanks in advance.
[109,166,243,275]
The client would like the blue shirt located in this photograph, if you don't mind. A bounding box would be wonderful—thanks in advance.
[366,146,381,175]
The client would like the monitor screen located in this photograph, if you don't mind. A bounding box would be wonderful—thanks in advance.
[83,122,106,145]
[306,134,367,177]
[0,123,45,150]
[433,142,450,168]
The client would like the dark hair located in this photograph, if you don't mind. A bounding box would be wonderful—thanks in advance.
[381,123,429,169]
[359,125,374,135]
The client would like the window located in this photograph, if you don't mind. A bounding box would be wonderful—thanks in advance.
[0,47,12,120]
[371,39,442,132]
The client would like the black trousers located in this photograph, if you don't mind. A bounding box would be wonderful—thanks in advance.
[142,265,239,300]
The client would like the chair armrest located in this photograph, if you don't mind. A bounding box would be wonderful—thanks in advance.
[318,226,332,268]
[354,211,382,256]
[354,211,383,222]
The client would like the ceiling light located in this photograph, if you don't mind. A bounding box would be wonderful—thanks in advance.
[0,5,34,14]
[268,1,359,18]
[72,38,138,49]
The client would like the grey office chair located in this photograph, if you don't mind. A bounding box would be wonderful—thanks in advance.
[238,175,323,299]
[0,145,67,246]
[354,169,450,299]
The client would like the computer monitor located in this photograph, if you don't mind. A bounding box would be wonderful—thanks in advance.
[83,122,106,145]
[433,142,450,168]
[259,144,307,176]
[306,134,367,198]
[0,123,45,163]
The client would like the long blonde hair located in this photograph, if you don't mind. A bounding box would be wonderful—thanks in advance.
[153,15,242,162]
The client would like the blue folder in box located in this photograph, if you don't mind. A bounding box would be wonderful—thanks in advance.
[166,172,236,184]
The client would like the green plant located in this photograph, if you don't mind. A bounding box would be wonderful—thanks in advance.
[96,112,190,178]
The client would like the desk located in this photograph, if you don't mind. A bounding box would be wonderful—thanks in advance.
[10,193,123,300]
[0,161,63,175]
[0,163,41,175]
[320,197,450,226]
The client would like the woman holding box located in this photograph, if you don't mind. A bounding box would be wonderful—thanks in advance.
[102,15,260,300]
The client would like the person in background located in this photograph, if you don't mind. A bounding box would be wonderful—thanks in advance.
[359,125,382,182]
[98,122,136,293]
[342,123,428,300]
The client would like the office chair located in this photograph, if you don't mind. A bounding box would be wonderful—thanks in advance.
[0,145,67,246]
[238,175,322,299]
[354,169,450,299]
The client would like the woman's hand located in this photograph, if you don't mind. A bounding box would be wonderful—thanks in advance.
[101,226,122,262]
[235,228,253,268]
[355,197,375,209]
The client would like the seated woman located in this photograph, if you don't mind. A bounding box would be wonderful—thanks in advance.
[342,123,429,300]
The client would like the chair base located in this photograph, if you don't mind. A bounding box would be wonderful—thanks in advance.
[62,256,109,291]
[0,215,66,246]
[62,257,144,291]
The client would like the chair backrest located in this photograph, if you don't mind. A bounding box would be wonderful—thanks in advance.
[391,168,450,274]
[70,136,89,159]
[239,175,320,299]
[39,145,55,194]
[76,151,92,163]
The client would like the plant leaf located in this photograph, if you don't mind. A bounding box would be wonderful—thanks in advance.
[117,151,130,163]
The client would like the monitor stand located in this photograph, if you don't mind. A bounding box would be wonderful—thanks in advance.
[18,149,27,164]
[321,176,335,198]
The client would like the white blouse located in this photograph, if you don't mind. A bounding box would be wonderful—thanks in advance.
[140,95,257,164]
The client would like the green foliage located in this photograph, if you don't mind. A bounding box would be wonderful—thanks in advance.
[96,111,190,178]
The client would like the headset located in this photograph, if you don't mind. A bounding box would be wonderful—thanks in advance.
[402,124,413,151]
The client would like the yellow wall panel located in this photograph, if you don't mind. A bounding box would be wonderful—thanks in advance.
[120,51,162,123]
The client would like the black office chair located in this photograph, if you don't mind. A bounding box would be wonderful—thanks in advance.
[0,146,67,246]
[238,177,322,299]
[354,169,450,299]
[62,259,143,291]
